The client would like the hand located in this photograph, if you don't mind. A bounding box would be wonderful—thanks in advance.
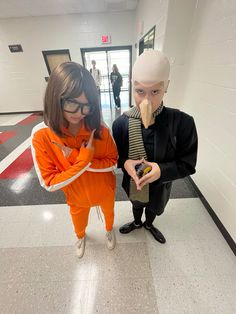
[137,161,161,189]
[61,146,73,157]
[81,129,96,150]
[124,159,144,190]
[51,141,72,157]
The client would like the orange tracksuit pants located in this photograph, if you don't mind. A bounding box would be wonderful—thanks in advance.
[70,196,115,239]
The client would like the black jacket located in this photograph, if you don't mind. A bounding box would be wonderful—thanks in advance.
[110,72,123,89]
[112,106,198,215]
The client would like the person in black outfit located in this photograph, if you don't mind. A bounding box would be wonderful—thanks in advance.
[110,64,123,109]
[112,50,198,244]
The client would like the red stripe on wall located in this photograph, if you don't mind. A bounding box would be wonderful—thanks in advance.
[0,130,17,144]
[0,148,34,179]
[17,114,39,125]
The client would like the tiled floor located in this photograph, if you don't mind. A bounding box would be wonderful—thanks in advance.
[0,109,235,314]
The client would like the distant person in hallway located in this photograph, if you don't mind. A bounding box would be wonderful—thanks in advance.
[112,50,198,243]
[110,64,123,109]
[31,62,118,258]
[90,60,102,95]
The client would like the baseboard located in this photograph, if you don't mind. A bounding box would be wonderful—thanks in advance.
[0,111,43,115]
[187,176,236,256]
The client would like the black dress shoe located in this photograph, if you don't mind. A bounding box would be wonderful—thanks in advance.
[119,221,143,234]
[143,222,166,244]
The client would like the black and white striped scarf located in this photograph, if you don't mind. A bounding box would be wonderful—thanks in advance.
[124,103,163,202]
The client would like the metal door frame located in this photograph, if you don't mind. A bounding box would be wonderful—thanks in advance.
[80,45,132,107]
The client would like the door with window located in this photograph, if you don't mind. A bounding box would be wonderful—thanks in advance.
[81,46,132,110]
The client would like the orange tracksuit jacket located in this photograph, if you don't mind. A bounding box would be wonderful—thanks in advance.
[31,122,118,208]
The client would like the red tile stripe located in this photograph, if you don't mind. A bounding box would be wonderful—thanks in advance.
[0,148,34,179]
[17,114,39,125]
[0,130,17,144]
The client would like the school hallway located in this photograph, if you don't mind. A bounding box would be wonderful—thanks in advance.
[0,110,235,314]
[1,0,236,313]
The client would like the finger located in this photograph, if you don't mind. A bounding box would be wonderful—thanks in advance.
[130,174,139,185]
[143,159,152,166]
[65,147,72,154]
[130,174,141,190]
[139,179,147,189]
[139,175,151,189]
[129,167,140,182]
[127,166,139,181]
[139,182,146,189]
[135,177,146,190]
[87,129,96,147]
[133,175,140,186]
[138,173,152,186]
[136,182,142,190]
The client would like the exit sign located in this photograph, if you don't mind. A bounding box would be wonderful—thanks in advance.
[101,35,111,44]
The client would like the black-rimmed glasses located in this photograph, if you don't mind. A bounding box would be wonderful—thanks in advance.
[62,98,94,115]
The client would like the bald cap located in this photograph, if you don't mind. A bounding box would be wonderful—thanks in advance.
[132,50,170,84]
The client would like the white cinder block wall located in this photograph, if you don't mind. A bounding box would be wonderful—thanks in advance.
[162,0,196,108]
[133,0,169,107]
[134,0,196,108]
[134,0,236,242]
[181,0,236,242]
[134,0,169,56]
[0,11,135,113]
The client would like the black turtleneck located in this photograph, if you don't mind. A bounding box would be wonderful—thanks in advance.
[142,123,155,161]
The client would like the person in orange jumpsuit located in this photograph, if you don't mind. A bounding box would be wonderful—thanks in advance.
[31,62,118,258]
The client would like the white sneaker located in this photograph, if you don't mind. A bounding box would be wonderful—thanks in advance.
[106,229,116,250]
[76,236,86,258]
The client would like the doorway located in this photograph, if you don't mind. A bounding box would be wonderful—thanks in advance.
[81,46,132,111]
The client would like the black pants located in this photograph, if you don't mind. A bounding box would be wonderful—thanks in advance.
[112,87,121,108]
[132,204,156,227]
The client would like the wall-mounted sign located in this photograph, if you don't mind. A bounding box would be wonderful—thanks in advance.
[9,44,23,53]
[101,35,111,44]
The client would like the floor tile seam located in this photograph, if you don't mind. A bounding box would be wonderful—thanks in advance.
[0,198,201,211]
[148,269,236,278]
[168,197,202,202]
[0,273,154,284]
[0,198,200,206]
[170,196,199,199]
[1,274,236,285]
[0,241,149,251]
[149,274,236,279]
[0,242,147,250]
[0,279,102,285]
[0,200,131,209]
